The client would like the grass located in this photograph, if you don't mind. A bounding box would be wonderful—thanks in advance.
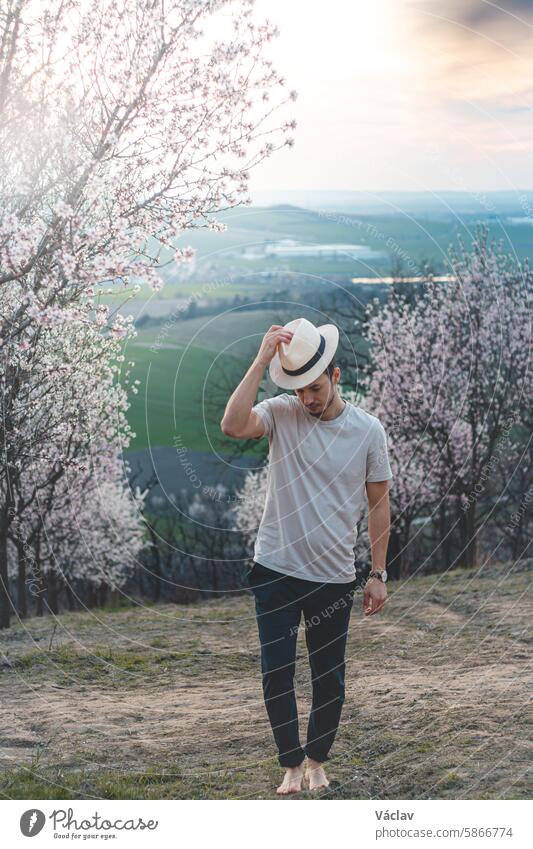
[416,741,434,753]
[11,640,259,689]
[436,771,463,791]
[1,561,531,800]
[120,308,288,451]
[120,312,370,452]
[0,758,285,800]
[0,744,289,801]
[0,759,191,800]
[120,343,240,451]
[0,747,371,800]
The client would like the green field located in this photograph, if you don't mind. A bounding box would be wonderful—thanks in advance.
[110,203,533,452]
[122,344,223,452]
[122,309,288,451]
[102,205,533,304]
[104,278,264,307]
[157,205,533,275]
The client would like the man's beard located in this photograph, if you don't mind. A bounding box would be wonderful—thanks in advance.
[308,390,335,418]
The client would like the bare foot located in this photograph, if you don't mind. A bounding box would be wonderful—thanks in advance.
[305,757,330,791]
[276,762,305,795]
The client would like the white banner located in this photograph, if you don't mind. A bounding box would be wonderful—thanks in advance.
[1,799,531,848]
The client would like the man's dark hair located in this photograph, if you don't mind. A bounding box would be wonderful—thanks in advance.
[323,356,338,380]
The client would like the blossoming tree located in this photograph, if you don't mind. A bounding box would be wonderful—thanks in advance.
[0,0,295,626]
[364,227,532,570]
[2,311,146,622]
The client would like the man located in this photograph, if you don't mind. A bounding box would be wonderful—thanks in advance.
[220,318,392,795]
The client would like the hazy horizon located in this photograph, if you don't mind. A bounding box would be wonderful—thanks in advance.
[249,188,533,217]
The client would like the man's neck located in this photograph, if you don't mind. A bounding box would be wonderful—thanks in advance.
[317,392,346,421]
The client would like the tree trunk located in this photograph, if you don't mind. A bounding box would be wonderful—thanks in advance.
[36,570,45,616]
[16,538,27,618]
[462,503,478,569]
[438,502,454,570]
[145,524,162,602]
[510,505,528,561]
[86,583,97,609]
[65,583,76,611]
[386,523,403,581]
[47,569,59,614]
[137,562,145,597]
[151,555,162,602]
[0,514,12,629]
[34,533,45,616]
[0,529,11,629]
[399,521,411,578]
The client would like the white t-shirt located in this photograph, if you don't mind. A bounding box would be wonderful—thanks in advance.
[251,393,393,583]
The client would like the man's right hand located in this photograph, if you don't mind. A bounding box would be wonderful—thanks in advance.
[255,325,294,368]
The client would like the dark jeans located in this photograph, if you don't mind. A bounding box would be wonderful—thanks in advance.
[247,560,357,768]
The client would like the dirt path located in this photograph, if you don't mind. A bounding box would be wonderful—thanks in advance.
[0,561,531,799]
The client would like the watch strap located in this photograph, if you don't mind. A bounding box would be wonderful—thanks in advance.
[368,569,385,582]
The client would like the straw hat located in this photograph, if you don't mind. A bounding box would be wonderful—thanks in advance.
[269,317,339,390]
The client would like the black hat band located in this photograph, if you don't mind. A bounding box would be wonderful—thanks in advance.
[281,333,326,376]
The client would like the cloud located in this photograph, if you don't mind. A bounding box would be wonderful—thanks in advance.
[250,0,533,190]
[451,0,533,29]
[408,0,533,107]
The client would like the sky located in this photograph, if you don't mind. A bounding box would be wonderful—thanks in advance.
[249,0,533,193]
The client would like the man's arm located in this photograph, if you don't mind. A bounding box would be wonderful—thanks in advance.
[220,324,293,439]
[363,480,391,616]
[366,480,391,571]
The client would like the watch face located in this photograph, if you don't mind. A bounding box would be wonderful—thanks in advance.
[382,570,388,582]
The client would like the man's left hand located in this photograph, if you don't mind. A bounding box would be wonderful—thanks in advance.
[363,577,387,616]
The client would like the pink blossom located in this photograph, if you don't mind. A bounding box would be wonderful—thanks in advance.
[174,247,196,264]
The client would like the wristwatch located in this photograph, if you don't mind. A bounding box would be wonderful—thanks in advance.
[368,569,388,583]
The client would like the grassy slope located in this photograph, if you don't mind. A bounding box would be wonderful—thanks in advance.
[122,309,290,452]
[122,343,232,451]
[0,561,530,800]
